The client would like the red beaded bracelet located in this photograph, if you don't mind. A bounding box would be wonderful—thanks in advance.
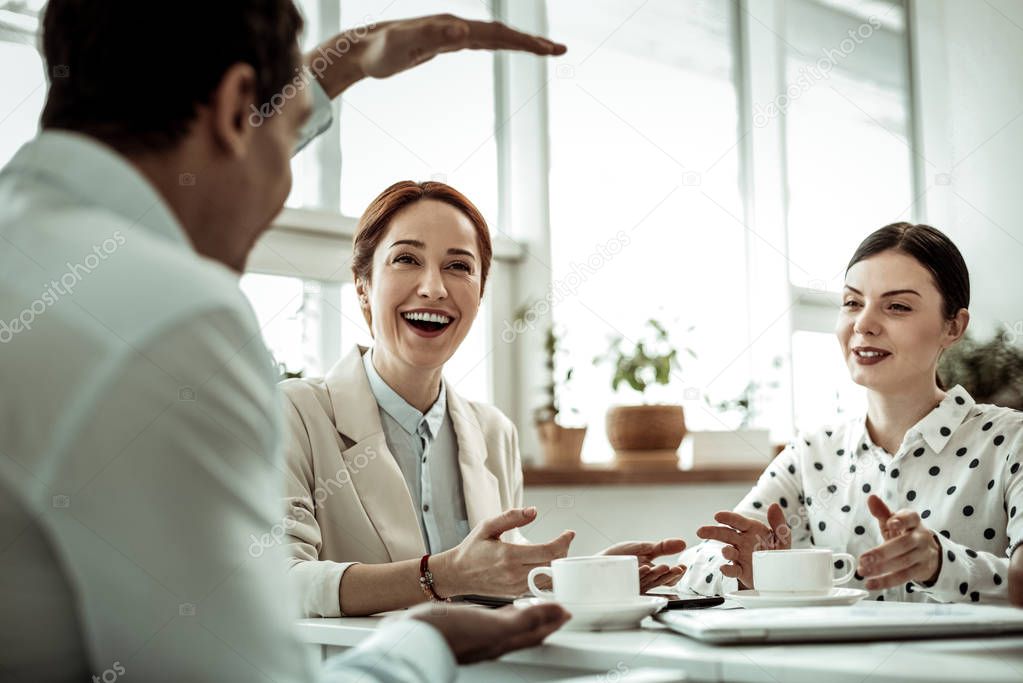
[419,553,447,601]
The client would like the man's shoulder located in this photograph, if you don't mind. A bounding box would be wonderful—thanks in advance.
[0,200,279,477]
[1,201,256,349]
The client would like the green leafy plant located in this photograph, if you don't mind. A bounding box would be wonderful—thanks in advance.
[271,353,304,381]
[279,366,304,380]
[511,303,577,425]
[938,331,1023,410]
[535,324,577,423]
[708,357,783,429]
[595,319,694,396]
[711,381,759,429]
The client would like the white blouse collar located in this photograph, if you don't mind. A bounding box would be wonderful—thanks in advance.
[852,384,976,456]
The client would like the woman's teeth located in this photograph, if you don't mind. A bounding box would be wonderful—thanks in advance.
[855,350,889,358]
[402,311,452,325]
[402,311,453,333]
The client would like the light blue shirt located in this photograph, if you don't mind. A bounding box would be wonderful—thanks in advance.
[363,349,470,553]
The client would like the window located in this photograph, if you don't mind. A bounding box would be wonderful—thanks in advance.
[546,0,749,460]
[249,0,499,403]
[0,3,45,167]
[791,330,866,430]
[286,0,340,212]
[238,271,492,403]
[337,0,499,222]
[783,0,914,290]
[783,0,914,429]
[0,0,921,453]
[240,274,343,378]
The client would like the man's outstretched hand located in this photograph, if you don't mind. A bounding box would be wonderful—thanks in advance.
[409,602,570,664]
[307,14,566,98]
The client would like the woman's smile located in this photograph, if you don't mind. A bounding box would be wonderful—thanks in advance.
[400,308,457,338]
[851,345,893,366]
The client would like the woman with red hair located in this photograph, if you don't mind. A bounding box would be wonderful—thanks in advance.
[280,181,686,617]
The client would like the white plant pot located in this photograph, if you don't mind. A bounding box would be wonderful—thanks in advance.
[684,429,773,468]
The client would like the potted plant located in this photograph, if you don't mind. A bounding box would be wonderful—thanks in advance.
[595,319,694,469]
[512,303,587,468]
[533,325,587,468]
[688,380,775,468]
[938,331,1023,409]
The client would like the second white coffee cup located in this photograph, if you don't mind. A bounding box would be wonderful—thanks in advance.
[528,555,639,604]
[752,548,855,594]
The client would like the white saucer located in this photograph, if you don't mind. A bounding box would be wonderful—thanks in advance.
[514,595,668,631]
[724,587,868,609]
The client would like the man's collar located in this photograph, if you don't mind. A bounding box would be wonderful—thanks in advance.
[4,131,190,250]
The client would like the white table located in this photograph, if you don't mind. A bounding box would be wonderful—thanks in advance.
[296,607,1023,682]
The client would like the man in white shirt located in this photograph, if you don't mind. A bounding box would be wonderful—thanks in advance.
[0,2,567,681]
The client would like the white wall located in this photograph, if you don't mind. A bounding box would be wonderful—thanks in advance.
[523,483,752,554]
[912,0,1023,338]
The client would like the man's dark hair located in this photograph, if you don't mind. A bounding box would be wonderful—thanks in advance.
[40,0,304,153]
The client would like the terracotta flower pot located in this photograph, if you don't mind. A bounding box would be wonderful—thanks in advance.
[605,404,686,469]
[536,421,587,468]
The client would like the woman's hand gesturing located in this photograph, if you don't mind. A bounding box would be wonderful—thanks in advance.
[857,495,941,590]
[696,503,791,589]
[433,507,574,598]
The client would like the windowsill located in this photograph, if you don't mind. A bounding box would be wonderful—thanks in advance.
[269,207,526,261]
[251,207,527,281]
[523,464,765,487]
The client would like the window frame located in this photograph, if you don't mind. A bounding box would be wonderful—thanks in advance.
[253,0,922,459]
[0,0,922,460]
[771,0,921,431]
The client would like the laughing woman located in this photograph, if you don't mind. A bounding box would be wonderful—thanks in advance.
[680,223,1023,603]
[280,181,686,617]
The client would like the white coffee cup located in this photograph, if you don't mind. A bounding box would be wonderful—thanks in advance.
[527,555,639,604]
[752,548,855,594]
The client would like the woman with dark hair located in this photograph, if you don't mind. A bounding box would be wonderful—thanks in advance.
[681,223,1023,604]
[279,181,686,617]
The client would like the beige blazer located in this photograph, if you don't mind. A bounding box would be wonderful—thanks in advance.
[279,345,524,617]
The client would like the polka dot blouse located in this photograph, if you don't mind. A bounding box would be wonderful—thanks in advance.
[678,385,1023,603]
